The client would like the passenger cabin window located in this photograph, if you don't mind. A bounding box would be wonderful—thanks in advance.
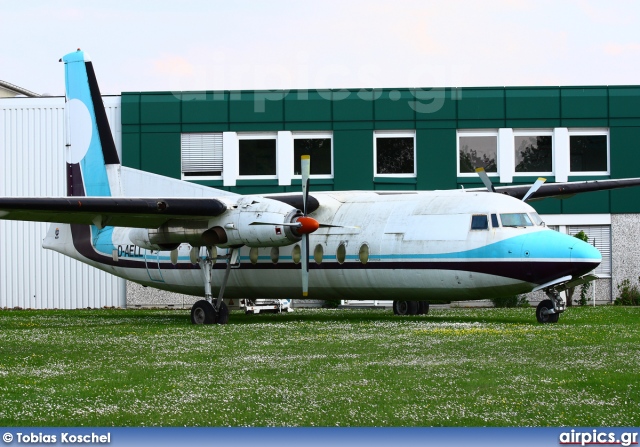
[471,215,489,230]
[491,214,499,228]
[500,213,533,227]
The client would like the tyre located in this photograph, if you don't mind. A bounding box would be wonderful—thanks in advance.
[216,301,229,325]
[395,300,418,316]
[536,299,559,324]
[191,300,216,324]
[417,301,430,315]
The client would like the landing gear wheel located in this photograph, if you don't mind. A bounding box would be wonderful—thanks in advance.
[215,301,229,325]
[191,300,216,324]
[394,300,418,316]
[536,299,559,324]
[417,301,429,315]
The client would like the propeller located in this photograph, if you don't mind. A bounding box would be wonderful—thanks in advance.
[474,168,546,202]
[521,177,547,202]
[249,155,354,296]
[248,155,318,296]
[300,155,311,297]
[475,167,496,192]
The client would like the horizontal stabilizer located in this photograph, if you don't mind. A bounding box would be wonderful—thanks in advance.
[119,166,239,198]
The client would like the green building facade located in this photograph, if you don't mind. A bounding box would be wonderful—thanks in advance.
[120,86,640,214]
[120,85,640,303]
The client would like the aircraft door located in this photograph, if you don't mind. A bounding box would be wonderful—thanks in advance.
[144,249,165,282]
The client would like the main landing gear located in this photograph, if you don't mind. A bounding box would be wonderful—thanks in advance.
[393,300,429,316]
[536,288,566,324]
[190,247,236,325]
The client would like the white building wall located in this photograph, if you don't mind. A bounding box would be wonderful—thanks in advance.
[0,96,125,309]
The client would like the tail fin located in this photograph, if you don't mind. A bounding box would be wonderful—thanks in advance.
[62,49,120,197]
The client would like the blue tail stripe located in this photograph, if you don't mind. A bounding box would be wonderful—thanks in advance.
[63,50,115,252]
[62,50,111,198]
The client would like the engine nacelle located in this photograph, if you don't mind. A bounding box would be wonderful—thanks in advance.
[129,196,306,250]
[129,223,227,251]
[221,207,302,248]
[215,197,303,248]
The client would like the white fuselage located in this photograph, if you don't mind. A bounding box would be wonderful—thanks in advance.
[43,190,601,303]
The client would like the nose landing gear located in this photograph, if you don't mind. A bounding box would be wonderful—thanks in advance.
[536,289,565,324]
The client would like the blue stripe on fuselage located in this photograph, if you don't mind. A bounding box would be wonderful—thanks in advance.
[89,228,598,265]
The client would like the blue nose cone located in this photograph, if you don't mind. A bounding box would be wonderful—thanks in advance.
[570,237,602,277]
[520,230,602,287]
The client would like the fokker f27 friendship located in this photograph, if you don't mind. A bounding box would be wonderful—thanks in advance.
[1,50,640,324]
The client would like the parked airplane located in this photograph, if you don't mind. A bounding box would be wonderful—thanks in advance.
[1,50,639,325]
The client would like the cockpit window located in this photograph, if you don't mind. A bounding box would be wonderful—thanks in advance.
[529,212,544,226]
[500,213,533,227]
[471,215,489,230]
[491,214,499,228]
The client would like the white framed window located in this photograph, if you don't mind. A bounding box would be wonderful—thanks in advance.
[374,130,416,177]
[513,130,553,176]
[457,130,498,176]
[292,132,333,179]
[568,128,609,175]
[238,133,277,179]
[180,133,223,180]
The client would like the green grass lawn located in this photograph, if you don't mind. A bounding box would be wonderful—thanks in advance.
[0,306,638,427]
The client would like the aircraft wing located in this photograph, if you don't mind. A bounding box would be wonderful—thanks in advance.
[0,197,227,229]
[490,177,640,201]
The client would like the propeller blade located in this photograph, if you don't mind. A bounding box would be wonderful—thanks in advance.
[250,218,353,232]
[301,154,310,296]
[300,155,312,297]
[301,234,309,296]
[249,221,301,227]
[301,155,310,216]
[522,177,547,202]
[475,167,496,193]
[318,223,359,229]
